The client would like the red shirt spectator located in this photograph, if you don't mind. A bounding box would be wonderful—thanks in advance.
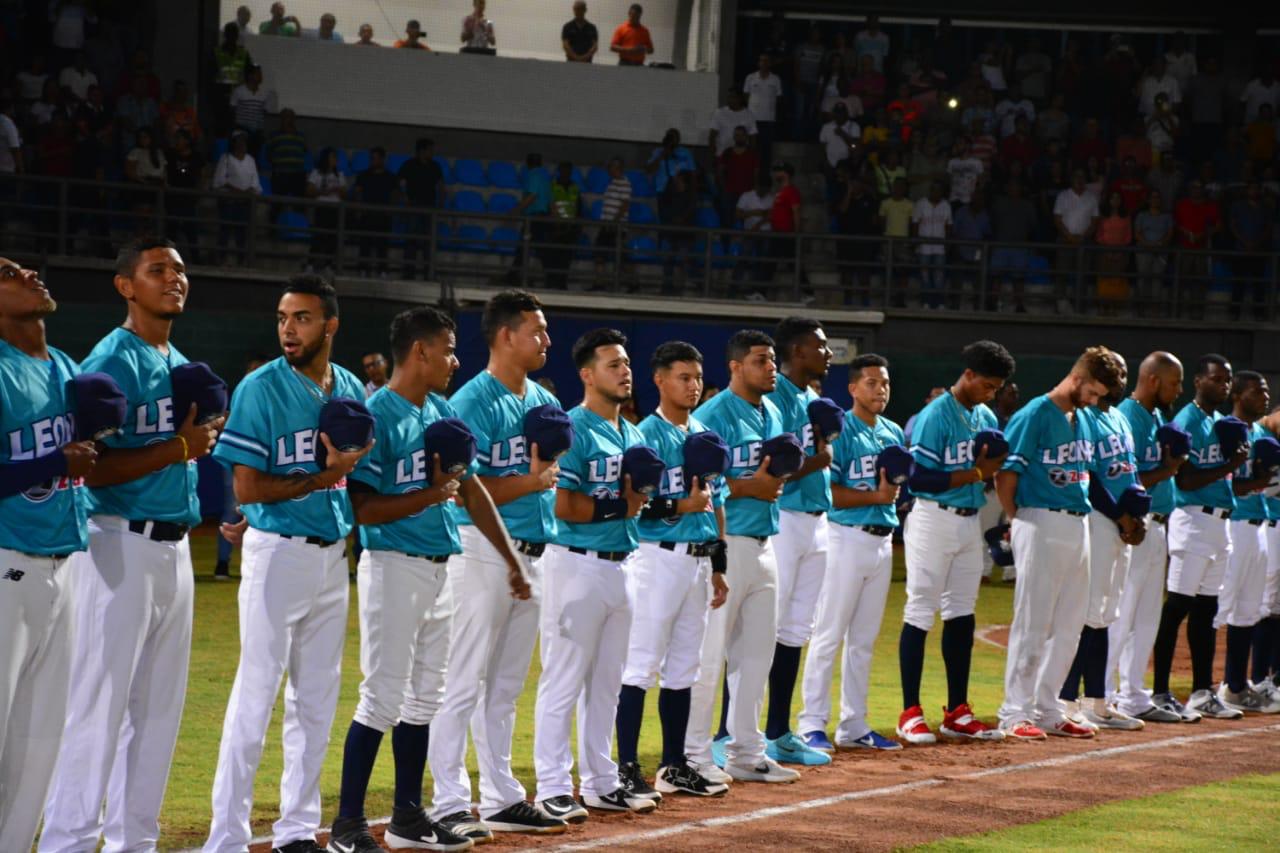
[1070,119,1109,169]
[1109,174,1148,216]
[719,145,759,197]
[999,132,1038,170]
[969,132,997,170]
[771,171,801,232]
[1174,184,1220,248]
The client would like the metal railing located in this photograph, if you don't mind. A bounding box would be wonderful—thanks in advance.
[2,173,1276,322]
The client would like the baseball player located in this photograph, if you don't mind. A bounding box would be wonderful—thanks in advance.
[326,307,537,853]
[0,257,99,853]
[40,238,224,853]
[799,354,906,751]
[996,346,1125,738]
[1254,404,1280,701]
[1214,371,1280,713]
[203,276,372,853]
[1148,354,1249,721]
[687,330,800,784]
[760,317,835,766]
[980,382,1021,583]
[614,341,730,799]
[1109,352,1188,723]
[534,328,655,816]
[897,341,1015,744]
[427,291,567,839]
[1057,356,1148,731]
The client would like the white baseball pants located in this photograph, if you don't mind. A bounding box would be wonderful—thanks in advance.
[978,487,1007,579]
[773,510,829,648]
[1084,511,1131,629]
[1265,522,1280,617]
[622,542,711,691]
[903,500,984,631]
[1217,520,1268,629]
[1166,506,1231,597]
[1108,516,1168,715]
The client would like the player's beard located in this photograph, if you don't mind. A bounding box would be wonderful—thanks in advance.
[284,334,326,369]
[602,387,631,405]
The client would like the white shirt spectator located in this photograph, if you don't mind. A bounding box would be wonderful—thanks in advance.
[946,156,984,204]
[912,198,952,254]
[213,152,263,193]
[1146,111,1179,154]
[1165,51,1197,92]
[821,86,863,120]
[994,97,1035,138]
[737,189,774,231]
[15,71,47,102]
[230,84,278,130]
[49,0,95,50]
[306,28,345,43]
[981,58,1007,92]
[709,105,758,155]
[743,71,783,123]
[127,148,167,182]
[0,114,21,174]
[307,169,348,200]
[1015,51,1053,101]
[1053,187,1099,236]
[1241,78,1280,123]
[58,65,98,101]
[1138,74,1181,117]
[854,29,890,72]
[818,119,861,168]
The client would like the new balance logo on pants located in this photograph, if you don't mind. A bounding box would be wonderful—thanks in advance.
[3,568,24,581]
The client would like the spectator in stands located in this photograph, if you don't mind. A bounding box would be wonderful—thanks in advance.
[125,125,166,188]
[718,126,759,234]
[659,169,697,294]
[1164,32,1196,92]
[212,130,262,262]
[872,146,906,199]
[1139,57,1181,118]
[990,180,1036,312]
[931,17,965,86]
[533,161,578,289]
[58,51,97,103]
[952,191,991,308]
[160,80,200,146]
[259,2,301,37]
[16,54,49,106]
[878,176,913,301]
[79,84,110,136]
[398,138,446,280]
[213,22,253,135]
[647,128,696,194]
[908,57,947,107]
[1114,118,1153,172]
[709,88,757,157]
[1133,189,1172,315]
[955,62,987,110]
[113,74,157,136]
[1187,56,1225,164]
[1229,181,1272,319]
[1014,36,1052,104]
[355,23,379,46]
[768,161,803,290]
[29,79,67,128]
[1082,154,1106,201]
[265,109,308,197]
[563,1,599,62]
[994,83,1034,138]
[886,83,923,142]
[593,156,631,285]
[1110,156,1148,216]
[1209,135,1242,191]
[1146,154,1183,208]
[854,14,890,73]
[0,100,22,175]
[395,20,431,50]
[1146,92,1179,166]
[744,53,783,170]
[960,85,995,136]
[792,25,826,136]
[311,13,343,43]
[1053,168,1099,312]
[461,0,496,53]
[35,114,74,177]
[351,146,401,277]
[229,6,252,43]
[998,116,1038,174]
[1069,117,1108,169]
[49,0,95,69]
[1035,93,1070,147]
[946,137,983,206]
[849,54,886,115]
[611,4,654,67]
[831,165,878,303]
[860,108,891,166]
[817,54,856,124]
[912,180,952,308]
[165,128,205,253]
[1240,68,1279,123]
[968,117,997,171]
[980,40,1011,93]
[362,353,389,397]
[761,11,790,79]
[305,147,347,271]
[1173,179,1220,312]
[506,152,553,282]
[230,64,277,156]
[1095,191,1133,312]
[1246,102,1276,166]
[908,132,948,198]
[735,172,773,284]
[117,48,163,101]
[818,102,860,178]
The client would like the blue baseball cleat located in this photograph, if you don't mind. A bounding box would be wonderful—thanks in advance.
[710,734,729,769]
[801,730,835,753]
[838,730,903,751]
[766,731,833,766]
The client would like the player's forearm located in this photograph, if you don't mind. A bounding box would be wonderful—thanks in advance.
[233,464,338,505]
[831,484,892,508]
[995,470,1019,518]
[794,449,831,479]
[554,488,596,523]
[478,472,544,506]
[83,438,185,487]
[1175,462,1235,491]
[715,504,726,539]
[1233,473,1273,495]
[727,476,772,500]
[350,486,444,525]
[1139,466,1178,489]
[461,478,521,567]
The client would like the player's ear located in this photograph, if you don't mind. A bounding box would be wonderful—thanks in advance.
[113,273,134,301]
[324,314,339,338]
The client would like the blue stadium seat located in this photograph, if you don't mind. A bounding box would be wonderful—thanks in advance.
[626,169,656,198]
[259,175,272,195]
[212,137,229,162]
[454,158,487,187]
[487,192,520,214]
[488,160,521,189]
[491,226,521,256]
[575,232,594,261]
[456,224,489,252]
[570,167,586,189]
[350,149,371,174]
[386,153,411,175]
[627,236,659,264]
[628,203,658,225]
[448,191,486,213]
[434,156,454,184]
[586,166,611,194]
[587,199,604,221]
[275,211,310,242]
[335,149,352,175]
[436,221,455,249]
[694,207,721,229]
[303,148,315,173]
[693,238,732,269]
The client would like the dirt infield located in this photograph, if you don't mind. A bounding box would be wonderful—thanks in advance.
[983,624,1223,683]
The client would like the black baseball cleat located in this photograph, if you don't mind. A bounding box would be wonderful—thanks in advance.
[582,787,658,813]
[435,810,493,844]
[619,761,663,802]
[325,818,381,853]
[484,799,568,834]
[384,807,475,851]
[655,761,730,797]
[274,840,323,853]
[538,794,589,824]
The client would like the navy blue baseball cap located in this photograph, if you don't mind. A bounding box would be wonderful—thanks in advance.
[876,444,914,485]
[683,430,730,482]
[316,397,375,469]
[1156,422,1192,458]
[974,428,1009,459]
[1118,483,1152,518]
[424,417,477,483]
[807,397,844,444]
[170,362,228,426]
[70,372,127,441]
[1255,435,1280,469]
[623,445,665,496]
[1214,415,1250,457]
[983,523,1014,568]
[762,433,805,478]
[524,404,574,461]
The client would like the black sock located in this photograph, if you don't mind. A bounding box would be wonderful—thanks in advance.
[390,722,429,811]
[1252,618,1274,684]
[765,642,802,740]
[940,615,975,710]
[1083,626,1109,698]
[1060,627,1088,702]
[715,671,731,741]
[1225,624,1253,693]
[899,623,928,709]
[338,721,384,820]
[658,687,691,768]
[1152,592,1194,695]
[615,684,646,765]
[1270,615,1280,681]
[1188,594,1219,692]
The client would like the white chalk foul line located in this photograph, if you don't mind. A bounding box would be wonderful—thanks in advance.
[974,623,1009,649]
[524,723,1280,853]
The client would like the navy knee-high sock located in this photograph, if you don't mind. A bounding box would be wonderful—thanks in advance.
[616,684,646,765]
[765,643,802,740]
[1083,626,1109,699]
[941,615,975,710]
[899,624,928,709]
[1269,615,1280,682]
[1252,618,1275,683]
[1152,592,1194,695]
[658,687,692,767]
[1224,624,1254,693]
[338,721,385,820]
[1060,627,1089,702]
[391,722,429,811]
[715,673,730,740]
[1188,594,1219,692]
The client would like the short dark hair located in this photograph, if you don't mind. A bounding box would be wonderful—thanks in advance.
[773,316,823,363]
[370,145,386,158]
[481,289,542,344]
[1232,369,1264,394]
[526,152,543,168]
[726,329,775,365]
[651,341,703,372]
[416,137,434,152]
[962,340,1016,380]
[283,273,339,319]
[849,353,889,379]
[630,3,643,13]
[389,306,456,363]
[115,236,178,276]
[1196,353,1230,377]
[572,328,627,369]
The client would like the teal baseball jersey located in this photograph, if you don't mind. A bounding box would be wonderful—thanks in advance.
[449,371,559,543]
[351,388,476,556]
[0,340,88,555]
[1117,397,1174,517]
[635,412,724,544]
[80,328,200,525]
[212,356,364,539]
[1082,404,1138,503]
[1232,421,1270,522]
[1002,394,1093,513]
[829,409,905,529]
[1171,401,1234,510]
[766,374,832,513]
[908,391,997,509]
[555,405,645,553]
[694,389,784,537]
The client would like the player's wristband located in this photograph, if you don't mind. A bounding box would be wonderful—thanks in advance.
[907,465,952,494]
[709,538,727,574]
[0,450,69,499]
[175,435,189,462]
[640,497,679,520]
[591,496,629,522]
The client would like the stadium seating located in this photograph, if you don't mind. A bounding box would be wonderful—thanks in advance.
[448,191,486,213]
[349,149,371,174]
[694,207,721,229]
[454,158,487,187]
[487,193,520,215]
[488,160,522,190]
[275,211,310,242]
[626,170,656,198]
[491,226,521,256]
[434,156,454,184]
[585,167,611,194]
[628,203,658,225]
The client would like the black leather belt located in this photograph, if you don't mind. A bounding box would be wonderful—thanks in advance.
[1200,506,1232,520]
[857,524,895,537]
[1271,520,1278,528]
[1048,508,1088,517]
[567,546,630,561]
[802,510,824,517]
[127,519,190,542]
[1247,518,1266,527]
[738,534,769,544]
[659,541,715,557]
[936,503,979,517]
[398,551,450,562]
[281,534,340,547]
[1151,513,1169,525]
[516,540,546,558]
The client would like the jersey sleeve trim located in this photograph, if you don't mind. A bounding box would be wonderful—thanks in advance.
[221,429,270,458]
